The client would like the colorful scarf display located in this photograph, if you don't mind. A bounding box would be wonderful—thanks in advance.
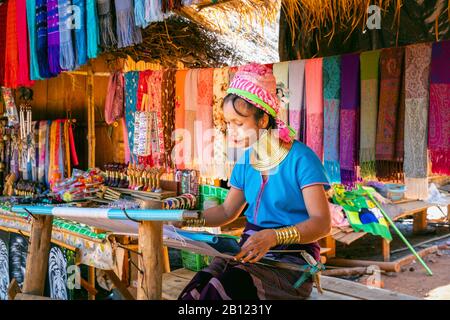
[359,50,380,179]
[376,47,405,181]
[104,71,125,125]
[339,53,360,187]
[212,67,229,180]
[58,0,75,71]
[184,69,199,169]
[36,0,52,78]
[16,0,33,86]
[273,61,289,124]
[3,0,19,88]
[305,58,324,161]
[124,72,139,163]
[86,0,100,59]
[288,60,305,141]
[97,0,117,49]
[114,0,143,49]
[47,0,62,75]
[26,0,43,80]
[323,56,341,183]
[174,69,187,169]
[428,40,450,175]
[404,43,432,200]
[72,0,88,67]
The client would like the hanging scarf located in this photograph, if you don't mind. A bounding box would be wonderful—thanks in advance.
[86,0,100,59]
[340,53,360,188]
[68,121,79,166]
[404,43,432,200]
[72,0,88,67]
[3,0,19,88]
[36,0,53,78]
[134,0,147,27]
[26,0,43,80]
[174,69,187,169]
[273,62,289,124]
[145,0,164,24]
[114,0,143,49]
[45,120,51,185]
[0,4,6,85]
[161,69,176,168]
[184,69,199,169]
[305,58,324,161]
[359,50,380,180]
[124,72,139,163]
[288,60,305,141]
[47,0,62,75]
[57,0,75,70]
[37,121,48,183]
[64,120,71,176]
[97,0,117,49]
[134,70,153,163]
[105,72,125,124]
[212,67,229,180]
[148,70,165,165]
[16,0,33,86]
[323,56,341,184]
[376,47,405,181]
[196,68,214,178]
[428,40,450,175]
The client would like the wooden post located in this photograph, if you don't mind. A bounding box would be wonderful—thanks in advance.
[22,216,54,296]
[413,209,427,234]
[381,238,390,262]
[88,266,96,300]
[447,204,450,224]
[319,235,336,258]
[87,67,95,168]
[137,221,163,300]
[162,246,171,273]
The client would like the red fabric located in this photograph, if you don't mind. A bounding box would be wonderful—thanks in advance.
[68,122,79,166]
[16,0,33,87]
[0,3,7,85]
[3,0,20,88]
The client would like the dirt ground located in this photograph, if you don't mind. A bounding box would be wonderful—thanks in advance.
[332,215,450,300]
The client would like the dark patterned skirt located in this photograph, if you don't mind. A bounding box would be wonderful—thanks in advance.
[178,222,320,300]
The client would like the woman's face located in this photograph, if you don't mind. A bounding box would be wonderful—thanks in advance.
[223,99,266,149]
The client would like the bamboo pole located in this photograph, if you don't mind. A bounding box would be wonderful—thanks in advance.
[87,67,96,168]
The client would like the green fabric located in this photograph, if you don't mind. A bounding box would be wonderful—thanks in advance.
[360,50,381,80]
[227,88,277,117]
[332,185,392,241]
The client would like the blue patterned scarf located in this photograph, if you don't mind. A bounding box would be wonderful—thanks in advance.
[26,0,43,80]
[36,0,53,78]
[58,0,75,70]
[72,0,87,67]
[124,72,139,163]
[86,0,100,58]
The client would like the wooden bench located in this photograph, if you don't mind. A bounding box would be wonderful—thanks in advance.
[162,268,419,300]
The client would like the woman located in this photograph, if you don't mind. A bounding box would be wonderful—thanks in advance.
[179,63,331,300]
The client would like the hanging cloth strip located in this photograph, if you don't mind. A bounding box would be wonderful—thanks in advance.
[404,43,432,200]
[68,121,79,166]
[359,50,380,180]
[47,0,62,75]
[124,71,139,164]
[184,69,199,170]
[16,0,34,87]
[0,3,6,85]
[3,0,19,88]
[26,0,43,80]
[212,67,229,180]
[323,55,341,184]
[1,87,19,126]
[428,40,450,175]
[174,69,188,170]
[161,69,176,168]
[196,68,214,178]
[375,47,405,181]
[31,121,39,181]
[148,70,165,166]
[45,120,51,184]
[134,70,153,164]
[340,53,360,188]
[64,120,71,176]
[288,60,305,141]
[273,62,289,124]
[105,71,125,125]
[305,58,324,161]
[144,0,165,24]
[72,0,88,68]
[37,121,48,183]
[86,0,100,59]
[114,0,143,49]
[58,0,75,71]
[36,0,53,78]
[97,0,117,49]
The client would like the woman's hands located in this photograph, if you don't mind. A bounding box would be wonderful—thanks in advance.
[234,229,277,263]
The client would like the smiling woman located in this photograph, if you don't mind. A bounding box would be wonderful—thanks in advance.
[178,63,331,300]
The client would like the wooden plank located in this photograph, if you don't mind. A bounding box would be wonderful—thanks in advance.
[319,276,419,300]
[88,266,96,300]
[413,209,428,234]
[138,221,163,300]
[327,258,400,272]
[87,67,95,168]
[14,293,54,300]
[308,288,357,300]
[337,232,366,245]
[319,235,336,258]
[22,215,54,296]
[382,238,390,262]
[104,270,135,300]
[7,279,21,300]
[80,277,98,296]
[163,246,171,273]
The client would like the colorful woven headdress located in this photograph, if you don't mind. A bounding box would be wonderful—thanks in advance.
[227,63,296,142]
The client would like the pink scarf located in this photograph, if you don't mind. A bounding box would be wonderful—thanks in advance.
[104,71,124,124]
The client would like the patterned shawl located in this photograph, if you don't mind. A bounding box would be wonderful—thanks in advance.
[273,61,289,124]
[26,0,43,80]
[174,69,187,169]
[105,72,125,125]
[340,53,360,188]
[58,0,75,71]
[0,3,6,85]
[114,0,143,48]
[305,58,324,161]
[16,0,33,86]
[124,71,139,163]
[161,69,176,168]
[288,60,305,141]
[404,43,432,200]
[375,47,405,181]
[47,0,62,75]
[86,0,100,59]
[72,0,88,67]
[184,69,199,169]
[97,0,117,49]
[359,50,380,179]
[323,56,341,184]
[36,0,53,78]
[428,40,450,175]
[144,0,164,24]
[3,0,19,87]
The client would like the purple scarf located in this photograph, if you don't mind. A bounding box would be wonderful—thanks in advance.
[339,53,360,188]
[47,0,61,75]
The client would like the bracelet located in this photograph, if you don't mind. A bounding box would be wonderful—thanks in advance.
[274,226,301,245]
